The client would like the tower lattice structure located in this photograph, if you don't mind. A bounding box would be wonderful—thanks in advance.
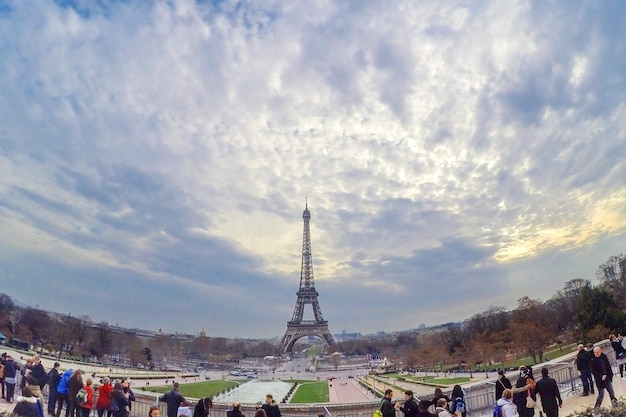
[278,204,338,354]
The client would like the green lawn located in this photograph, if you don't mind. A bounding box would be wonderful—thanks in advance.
[144,380,239,398]
[290,382,329,403]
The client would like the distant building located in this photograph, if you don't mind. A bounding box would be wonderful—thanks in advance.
[199,327,207,337]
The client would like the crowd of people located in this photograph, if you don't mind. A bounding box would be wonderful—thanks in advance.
[0,352,139,417]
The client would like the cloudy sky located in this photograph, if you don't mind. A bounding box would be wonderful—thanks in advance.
[1,0,625,340]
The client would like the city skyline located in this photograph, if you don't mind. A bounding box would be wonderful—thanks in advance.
[1,1,625,338]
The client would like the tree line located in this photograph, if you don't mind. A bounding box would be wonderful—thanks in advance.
[1,252,625,369]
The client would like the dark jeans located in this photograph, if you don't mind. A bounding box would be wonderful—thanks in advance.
[6,382,16,402]
[56,392,70,417]
[48,388,59,413]
[0,378,4,398]
[580,369,593,394]
[595,379,617,407]
[98,409,112,417]
[81,407,91,417]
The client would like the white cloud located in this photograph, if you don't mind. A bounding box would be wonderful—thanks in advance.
[0,0,625,337]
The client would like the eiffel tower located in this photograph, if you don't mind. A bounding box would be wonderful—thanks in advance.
[278,204,338,354]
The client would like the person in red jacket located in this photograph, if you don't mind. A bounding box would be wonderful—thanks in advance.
[79,378,95,417]
[96,378,113,417]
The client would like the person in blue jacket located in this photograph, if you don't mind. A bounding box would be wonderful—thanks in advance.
[55,368,73,417]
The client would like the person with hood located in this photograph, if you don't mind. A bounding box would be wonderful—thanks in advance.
[4,354,19,403]
[95,377,113,417]
[497,389,519,417]
[193,397,213,417]
[534,368,562,417]
[11,386,43,417]
[261,394,281,417]
[226,402,244,417]
[512,366,535,417]
[47,363,62,416]
[55,368,74,417]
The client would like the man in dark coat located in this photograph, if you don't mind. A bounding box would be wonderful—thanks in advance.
[396,390,419,417]
[226,402,245,417]
[158,382,186,417]
[380,389,395,417]
[495,370,512,401]
[261,394,281,417]
[575,344,594,396]
[535,368,562,417]
[589,345,617,407]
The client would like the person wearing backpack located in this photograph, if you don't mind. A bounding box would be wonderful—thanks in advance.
[496,389,519,417]
[396,390,419,417]
[380,389,395,417]
[78,378,95,417]
[450,385,466,417]
[68,370,85,417]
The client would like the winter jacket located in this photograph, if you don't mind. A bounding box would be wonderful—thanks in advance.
[496,398,519,417]
[79,386,95,410]
[57,370,73,395]
[96,383,113,410]
[12,395,42,417]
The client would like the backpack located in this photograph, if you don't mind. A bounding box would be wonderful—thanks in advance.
[492,404,502,417]
[110,399,120,413]
[454,397,466,414]
[76,388,89,406]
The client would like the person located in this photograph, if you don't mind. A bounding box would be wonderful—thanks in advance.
[21,358,34,391]
[432,388,450,407]
[96,377,113,417]
[380,389,395,417]
[4,354,18,403]
[30,355,47,391]
[396,390,419,417]
[609,334,626,379]
[1,352,6,400]
[24,376,44,407]
[496,370,513,402]
[68,370,84,417]
[589,345,617,408]
[149,406,161,417]
[434,399,452,417]
[11,386,42,417]
[110,382,130,417]
[193,397,212,417]
[254,410,266,417]
[55,369,74,417]
[449,385,466,417]
[575,344,594,396]
[47,363,62,416]
[78,378,95,417]
[176,401,193,417]
[416,400,437,417]
[512,366,535,417]
[534,368,562,417]
[497,389,519,417]
[120,379,135,412]
[227,402,244,417]
[158,383,186,417]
